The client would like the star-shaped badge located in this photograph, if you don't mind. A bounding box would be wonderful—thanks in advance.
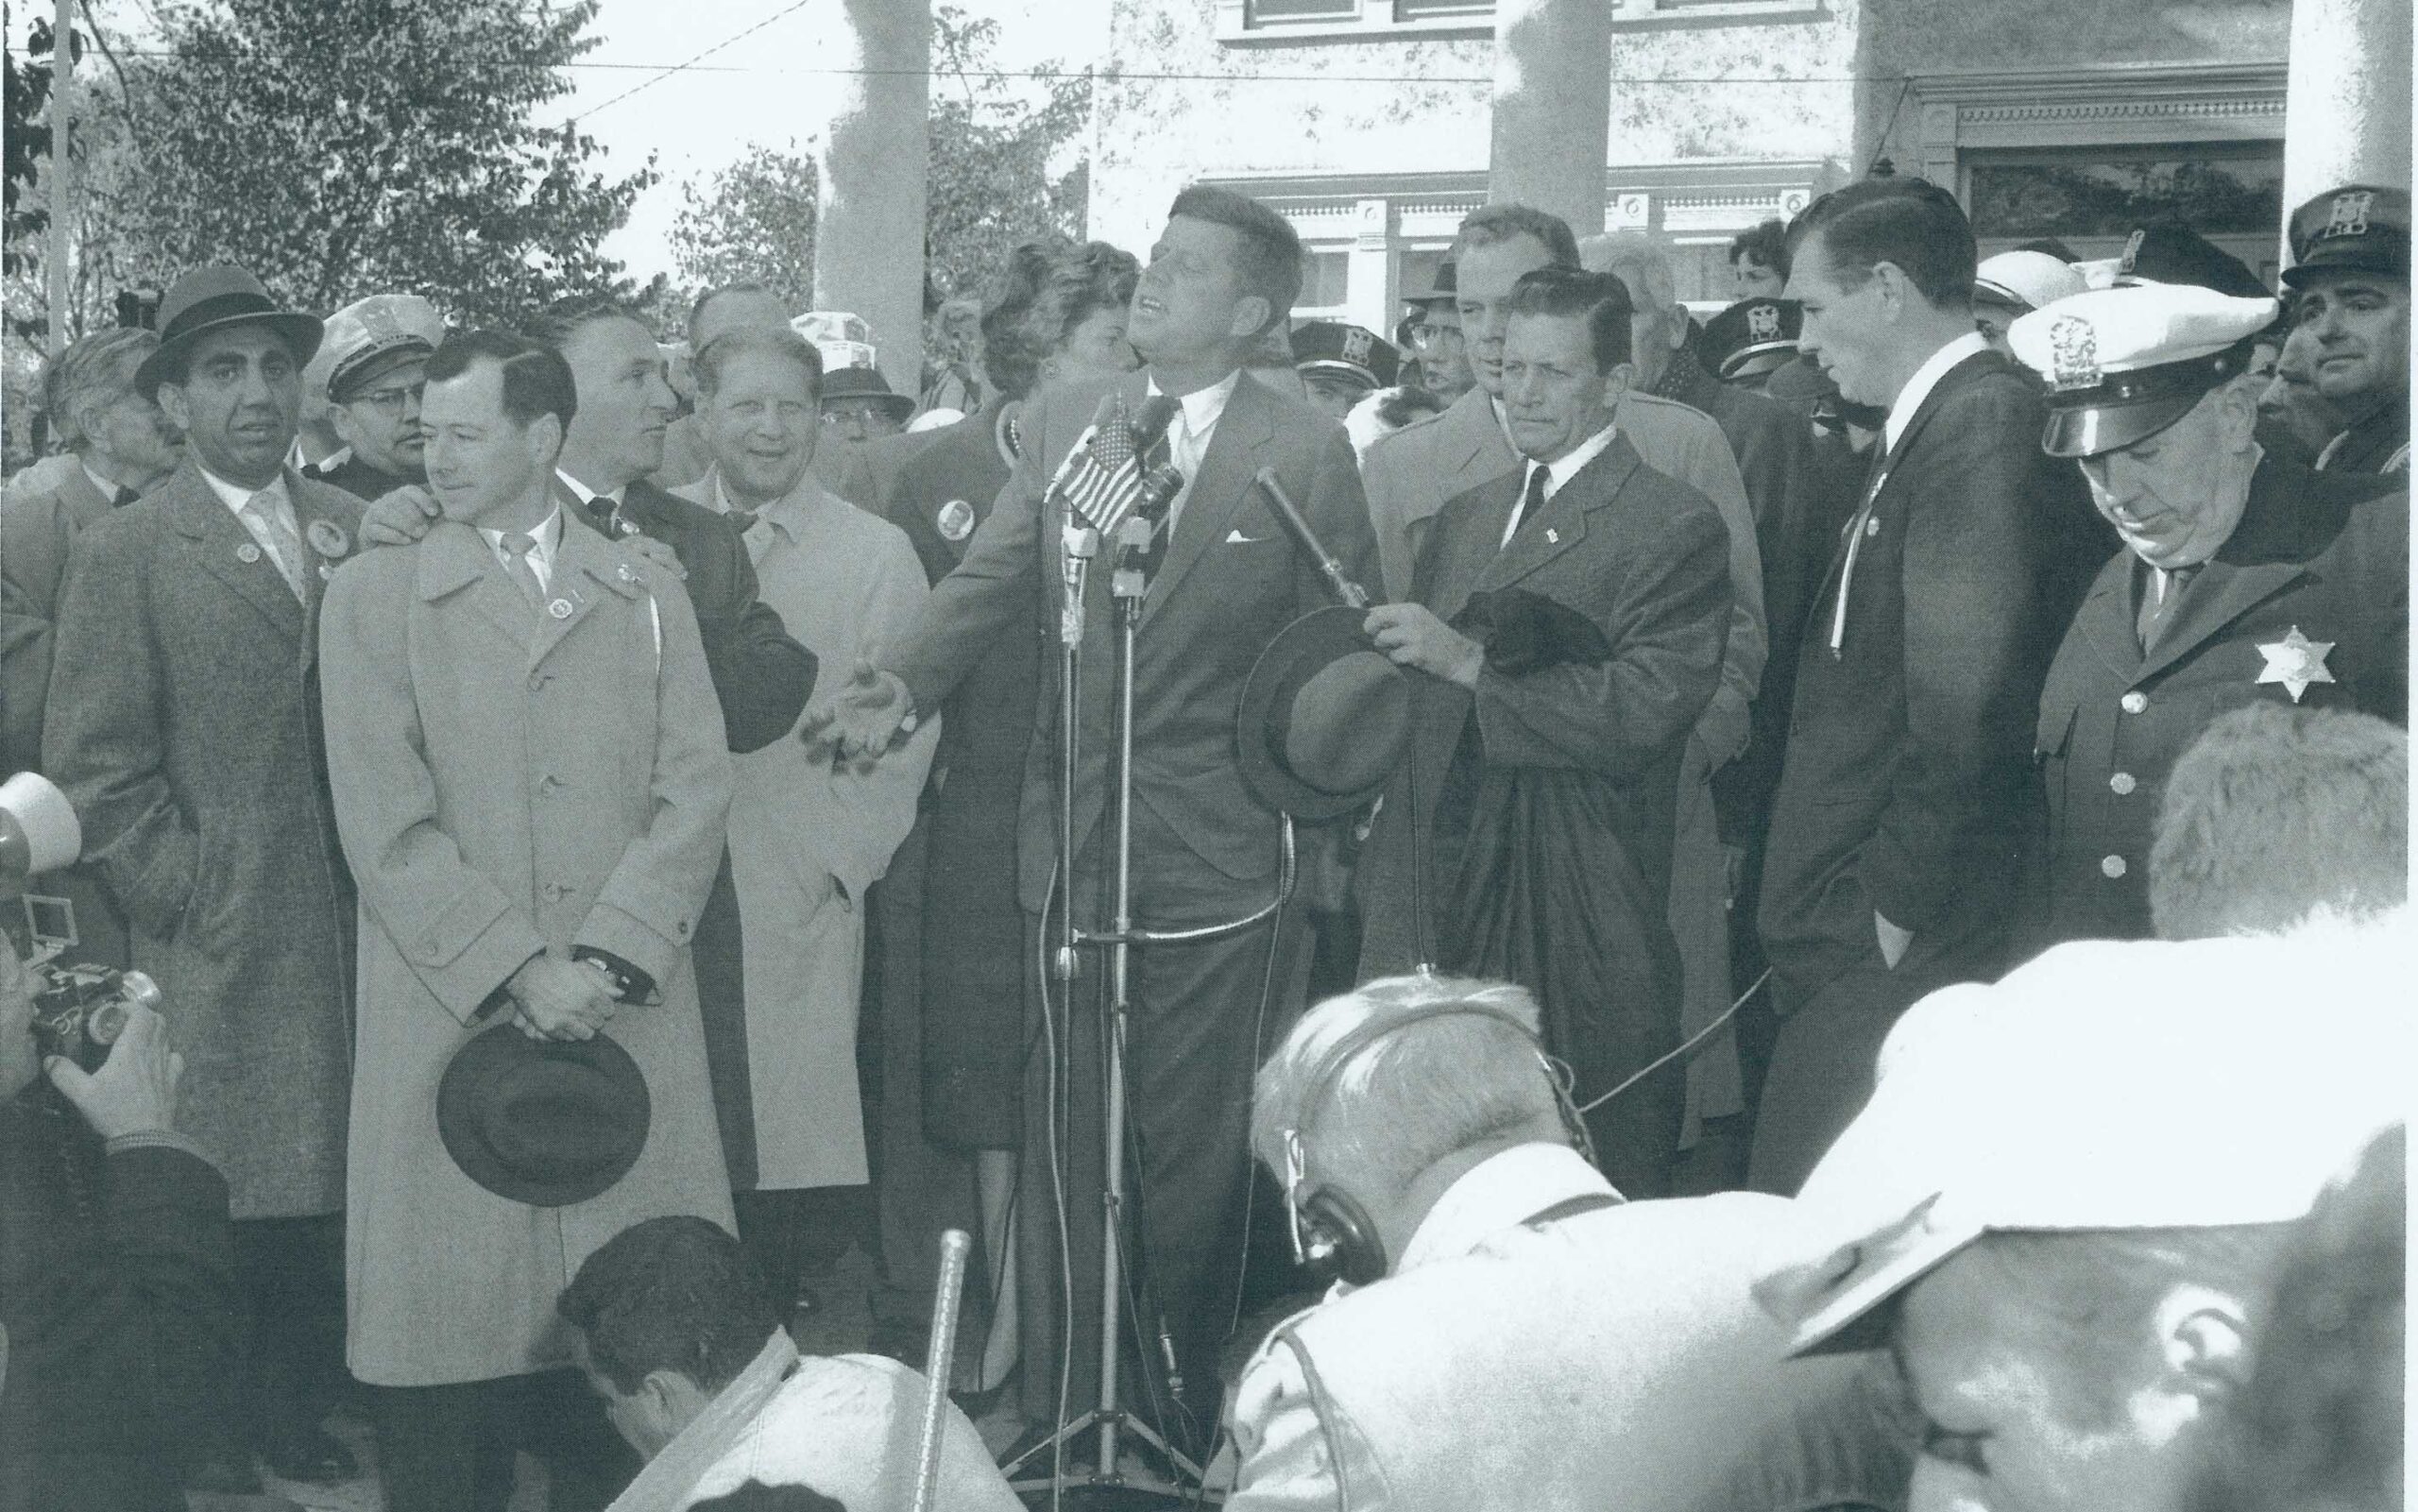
[2256,625,2336,703]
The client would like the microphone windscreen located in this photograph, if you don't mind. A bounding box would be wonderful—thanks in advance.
[1132,394,1179,454]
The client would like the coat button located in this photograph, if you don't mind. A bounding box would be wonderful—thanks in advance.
[536,773,561,793]
[2109,772,2137,795]
[2101,854,2128,879]
[2120,691,2148,714]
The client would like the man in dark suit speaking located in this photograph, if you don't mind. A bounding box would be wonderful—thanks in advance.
[1353,268,1732,1198]
[1748,178,2096,1194]
[813,185,1375,1439]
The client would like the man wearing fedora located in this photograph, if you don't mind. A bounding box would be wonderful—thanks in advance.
[811,183,1376,1445]
[319,329,735,1512]
[43,263,365,1493]
[1353,267,1733,1200]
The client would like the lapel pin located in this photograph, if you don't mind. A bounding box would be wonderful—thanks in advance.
[2255,625,2336,703]
[937,500,976,542]
[305,519,351,558]
[236,542,263,565]
[1865,515,1882,537]
[616,564,639,584]
[1544,527,1560,545]
[317,562,333,582]
[548,598,575,620]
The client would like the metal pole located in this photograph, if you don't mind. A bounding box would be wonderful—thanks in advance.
[45,0,76,355]
[1096,596,1141,1475]
[910,1229,973,1512]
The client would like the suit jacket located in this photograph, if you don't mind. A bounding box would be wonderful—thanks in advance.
[561,475,817,754]
[318,516,734,1385]
[1363,385,1765,766]
[1225,1147,1854,1512]
[43,462,362,1218]
[1,460,123,773]
[1758,348,2096,1005]
[2034,458,2407,944]
[889,369,1376,913]
[2315,393,2411,474]
[301,450,413,502]
[1356,433,1732,979]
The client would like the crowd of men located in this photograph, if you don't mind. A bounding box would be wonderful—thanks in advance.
[0,163,2406,1512]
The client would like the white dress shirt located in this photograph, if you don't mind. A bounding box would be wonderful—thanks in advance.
[479,504,565,592]
[1882,331,1990,455]
[1504,420,1622,546]
[1146,368,1244,531]
[196,465,301,589]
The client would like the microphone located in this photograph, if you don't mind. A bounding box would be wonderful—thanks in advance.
[1252,467,1370,610]
[1130,393,1179,465]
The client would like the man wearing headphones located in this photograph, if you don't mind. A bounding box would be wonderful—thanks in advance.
[1223,974,1851,1510]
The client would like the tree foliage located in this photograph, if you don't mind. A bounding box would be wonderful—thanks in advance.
[2,7,60,275]
[666,142,820,318]
[118,0,653,324]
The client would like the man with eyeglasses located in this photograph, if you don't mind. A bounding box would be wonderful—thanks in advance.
[302,294,446,501]
[1402,262,1473,403]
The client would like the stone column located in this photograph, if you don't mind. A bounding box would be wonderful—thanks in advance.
[2282,0,2411,244]
[814,0,931,399]
[1488,0,1612,235]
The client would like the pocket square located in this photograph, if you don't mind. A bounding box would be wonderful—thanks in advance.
[1225,529,1263,543]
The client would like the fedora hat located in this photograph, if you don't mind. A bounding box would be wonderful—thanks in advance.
[437,1024,651,1207]
[817,364,915,421]
[1236,605,1411,820]
[135,264,325,399]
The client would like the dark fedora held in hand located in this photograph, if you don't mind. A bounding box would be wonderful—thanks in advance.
[135,263,326,399]
[437,1024,652,1207]
[1237,605,1412,821]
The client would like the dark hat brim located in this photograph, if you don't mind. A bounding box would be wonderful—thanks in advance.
[2281,244,2410,287]
[136,309,326,399]
[822,388,916,419]
[1236,605,1410,821]
[1298,360,1383,389]
[328,336,437,403]
[436,1024,651,1207]
[2041,388,2204,459]
[1716,342,1800,382]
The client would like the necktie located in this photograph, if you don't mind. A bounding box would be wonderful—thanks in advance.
[501,532,548,613]
[1501,463,1549,549]
[2136,564,2198,652]
[240,489,304,599]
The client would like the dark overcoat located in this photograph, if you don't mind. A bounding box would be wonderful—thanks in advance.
[2034,458,2407,944]
[43,460,362,1219]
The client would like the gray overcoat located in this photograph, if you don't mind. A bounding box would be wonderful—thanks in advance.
[317,516,735,1386]
[43,459,362,1219]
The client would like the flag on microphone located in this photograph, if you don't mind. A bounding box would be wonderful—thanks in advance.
[1059,395,1183,539]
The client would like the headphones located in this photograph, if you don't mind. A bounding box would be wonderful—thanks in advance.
[1282,1001,1596,1288]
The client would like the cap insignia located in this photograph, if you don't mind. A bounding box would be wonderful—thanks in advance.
[2322,190,2375,241]
[1746,302,1781,342]
[2047,314,2102,392]
[2119,229,2146,274]
[1340,327,1373,365]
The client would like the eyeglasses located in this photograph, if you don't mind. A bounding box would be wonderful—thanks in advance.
[821,402,901,430]
[349,382,425,417]
[1406,322,1463,352]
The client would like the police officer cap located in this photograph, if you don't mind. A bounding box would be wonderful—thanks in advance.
[1291,320,1401,391]
[1758,921,2410,1354]
[2008,283,2279,458]
[307,293,446,406]
[1701,297,1801,382]
[2283,184,2409,287]
[1973,250,2086,314]
[2114,220,2272,300]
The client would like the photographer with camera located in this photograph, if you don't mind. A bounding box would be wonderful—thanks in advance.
[0,939,265,1512]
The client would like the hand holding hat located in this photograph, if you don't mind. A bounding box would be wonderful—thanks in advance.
[507,952,618,1043]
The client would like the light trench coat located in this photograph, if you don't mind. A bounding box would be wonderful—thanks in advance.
[678,469,935,1190]
[318,515,736,1386]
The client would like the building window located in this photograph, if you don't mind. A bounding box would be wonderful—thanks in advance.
[1299,250,1352,313]
[1219,0,1494,42]
[1246,0,1360,23]
[1966,142,2286,284]
[1393,0,1492,17]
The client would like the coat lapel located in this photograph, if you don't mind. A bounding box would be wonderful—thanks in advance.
[416,522,538,651]
[163,463,304,641]
[2137,559,2309,683]
[531,520,635,670]
[1444,388,1517,494]
[1142,373,1275,627]
[1478,441,1639,594]
[2075,563,2146,685]
[1428,471,1524,623]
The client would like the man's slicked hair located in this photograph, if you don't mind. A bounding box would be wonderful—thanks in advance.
[425,328,579,435]
[1167,184,1303,335]
[556,1216,780,1396]
[693,325,823,400]
[1454,203,1582,271]
[43,327,160,451]
[525,293,652,354]
[1787,176,1977,309]
[688,281,787,344]
[1503,266,1636,372]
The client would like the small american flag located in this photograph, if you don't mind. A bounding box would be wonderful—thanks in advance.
[1060,395,1182,539]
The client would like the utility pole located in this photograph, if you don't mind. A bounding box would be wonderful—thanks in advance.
[46,0,77,354]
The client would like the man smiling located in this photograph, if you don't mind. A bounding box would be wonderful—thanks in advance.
[2008,282,2406,946]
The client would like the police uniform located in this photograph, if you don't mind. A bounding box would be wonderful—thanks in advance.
[298,293,445,500]
[2010,285,2409,946]
[1699,296,1801,386]
[1290,320,1400,395]
[2282,184,2410,475]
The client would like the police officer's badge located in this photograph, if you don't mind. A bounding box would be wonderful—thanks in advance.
[305,518,351,559]
[2047,315,2102,392]
[1747,302,1781,342]
[936,499,976,543]
[2256,625,2336,702]
[2323,190,2375,241]
[2119,228,2146,275]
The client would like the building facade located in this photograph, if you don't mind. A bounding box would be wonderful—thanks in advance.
[1089,0,2291,333]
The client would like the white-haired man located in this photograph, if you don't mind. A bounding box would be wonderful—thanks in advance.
[1735,918,2409,1512]
[1223,974,1850,1512]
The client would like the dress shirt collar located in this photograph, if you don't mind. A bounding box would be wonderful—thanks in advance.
[1395,1142,1614,1275]
[478,502,563,568]
[603,1329,800,1512]
[1522,419,1622,503]
[1146,367,1243,444]
[556,467,625,511]
[716,467,829,545]
[196,462,285,516]
[1882,331,1989,454]
[82,459,129,503]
